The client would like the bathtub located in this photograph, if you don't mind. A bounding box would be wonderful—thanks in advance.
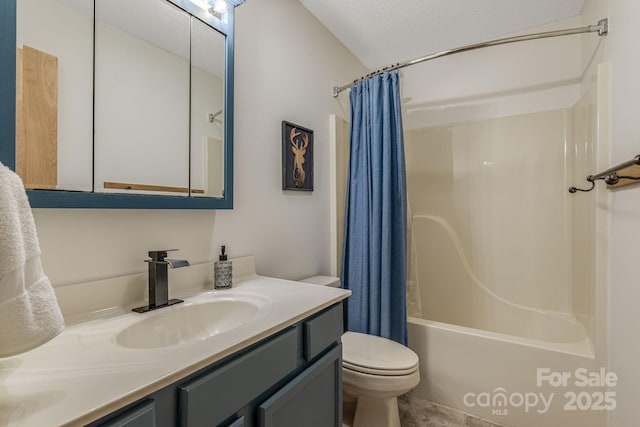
[407,317,607,427]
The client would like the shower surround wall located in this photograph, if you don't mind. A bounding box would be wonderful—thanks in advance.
[402,66,609,427]
[405,106,594,346]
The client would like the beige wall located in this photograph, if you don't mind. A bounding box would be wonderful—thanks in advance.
[402,16,583,129]
[404,106,602,345]
[582,1,640,426]
[407,110,574,313]
[33,0,365,287]
[329,115,349,277]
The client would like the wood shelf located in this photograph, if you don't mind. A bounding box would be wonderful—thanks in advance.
[104,181,204,194]
[607,164,640,189]
[16,45,58,189]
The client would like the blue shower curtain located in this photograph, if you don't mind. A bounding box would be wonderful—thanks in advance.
[341,71,408,345]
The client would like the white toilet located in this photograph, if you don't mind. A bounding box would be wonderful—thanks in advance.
[300,276,420,427]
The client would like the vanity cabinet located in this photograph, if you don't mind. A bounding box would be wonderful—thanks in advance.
[257,346,342,427]
[99,400,157,427]
[88,303,344,427]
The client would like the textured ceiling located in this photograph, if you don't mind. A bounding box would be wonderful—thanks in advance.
[61,0,225,77]
[299,0,585,69]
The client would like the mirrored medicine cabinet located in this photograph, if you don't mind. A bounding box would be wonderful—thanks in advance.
[0,0,242,208]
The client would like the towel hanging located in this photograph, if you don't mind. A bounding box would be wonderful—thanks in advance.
[0,162,64,357]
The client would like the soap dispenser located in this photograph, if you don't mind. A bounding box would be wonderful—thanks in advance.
[214,245,232,289]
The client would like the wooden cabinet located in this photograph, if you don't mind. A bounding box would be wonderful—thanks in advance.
[89,303,344,427]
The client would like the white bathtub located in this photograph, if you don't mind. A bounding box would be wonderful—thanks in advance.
[407,317,607,427]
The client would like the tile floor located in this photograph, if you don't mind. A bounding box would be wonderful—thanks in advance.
[343,392,505,427]
[398,393,505,427]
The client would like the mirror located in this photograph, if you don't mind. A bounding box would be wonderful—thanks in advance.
[190,17,226,198]
[15,0,94,192]
[95,0,191,196]
[6,0,236,208]
[94,0,226,198]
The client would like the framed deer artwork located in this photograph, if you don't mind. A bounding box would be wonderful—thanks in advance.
[282,121,314,191]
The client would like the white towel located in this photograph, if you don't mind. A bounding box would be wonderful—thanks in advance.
[0,162,64,357]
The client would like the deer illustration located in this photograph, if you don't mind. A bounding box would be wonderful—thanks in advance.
[290,128,309,187]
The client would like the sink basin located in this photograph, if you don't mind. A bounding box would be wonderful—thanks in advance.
[116,299,260,349]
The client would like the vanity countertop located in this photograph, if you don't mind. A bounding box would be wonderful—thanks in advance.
[0,275,350,427]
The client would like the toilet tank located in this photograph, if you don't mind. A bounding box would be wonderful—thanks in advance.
[300,275,341,288]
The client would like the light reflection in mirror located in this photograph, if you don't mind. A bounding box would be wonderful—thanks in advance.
[14,0,230,202]
[190,17,225,198]
[94,0,191,196]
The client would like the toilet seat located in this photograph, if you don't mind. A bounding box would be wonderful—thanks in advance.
[342,332,419,376]
[343,360,418,376]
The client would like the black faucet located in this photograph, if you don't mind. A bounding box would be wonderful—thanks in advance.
[132,249,190,313]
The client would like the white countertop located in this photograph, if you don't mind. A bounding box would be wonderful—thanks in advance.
[0,275,350,427]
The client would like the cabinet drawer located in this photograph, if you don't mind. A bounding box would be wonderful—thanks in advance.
[303,304,343,361]
[179,327,298,427]
[258,344,342,427]
[98,399,156,427]
[226,416,244,427]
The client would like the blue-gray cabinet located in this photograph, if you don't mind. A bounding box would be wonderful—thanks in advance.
[100,400,157,427]
[258,346,342,427]
[88,303,344,427]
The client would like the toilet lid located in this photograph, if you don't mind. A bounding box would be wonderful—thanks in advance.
[342,332,419,375]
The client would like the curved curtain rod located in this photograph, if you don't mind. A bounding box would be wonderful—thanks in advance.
[332,18,608,97]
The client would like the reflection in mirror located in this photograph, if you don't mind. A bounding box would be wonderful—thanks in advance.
[94,0,190,196]
[10,0,235,207]
[190,17,226,198]
[15,0,93,191]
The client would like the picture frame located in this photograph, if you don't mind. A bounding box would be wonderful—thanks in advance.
[282,121,314,191]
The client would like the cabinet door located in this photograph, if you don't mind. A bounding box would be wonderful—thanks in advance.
[303,304,343,361]
[257,344,342,427]
[226,416,245,427]
[179,328,298,427]
[97,399,156,427]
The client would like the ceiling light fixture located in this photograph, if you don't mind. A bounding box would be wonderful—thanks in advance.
[188,0,227,17]
[210,0,227,14]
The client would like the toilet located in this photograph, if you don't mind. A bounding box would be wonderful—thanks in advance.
[300,276,420,427]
